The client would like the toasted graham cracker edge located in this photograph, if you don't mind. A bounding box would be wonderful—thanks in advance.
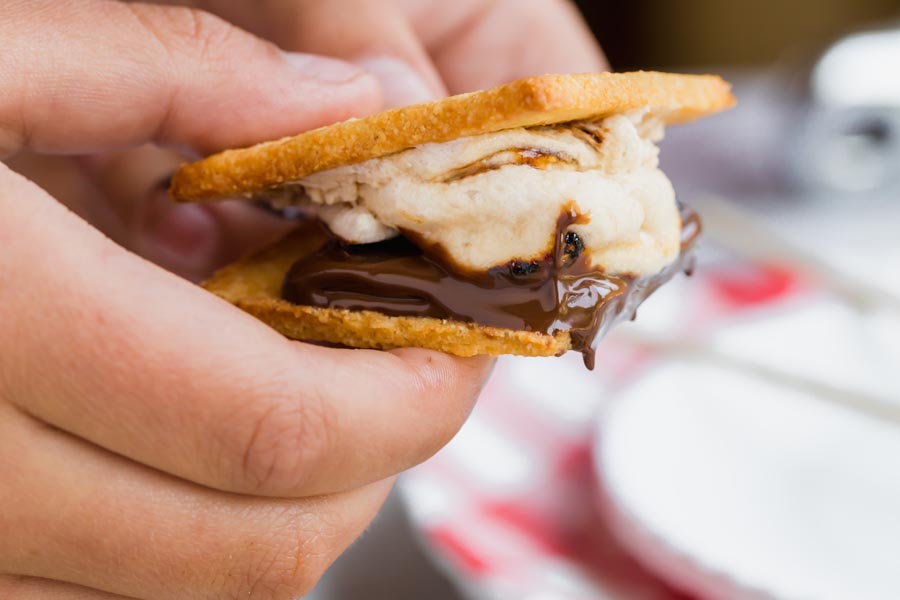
[203,224,571,358]
[172,71,734,202]
[226,298,571,357]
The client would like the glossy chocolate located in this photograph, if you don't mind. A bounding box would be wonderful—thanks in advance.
[282,207,700,369]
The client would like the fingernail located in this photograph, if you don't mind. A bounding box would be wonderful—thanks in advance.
[151,203,217,254]
[145,192,220,278]
[354,55,438,108]
[281,51,368,84]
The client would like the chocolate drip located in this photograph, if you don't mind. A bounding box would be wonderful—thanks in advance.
[282,207,700,369]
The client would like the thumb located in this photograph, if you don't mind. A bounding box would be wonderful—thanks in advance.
[0,0,383,157]
[190,0,447,108]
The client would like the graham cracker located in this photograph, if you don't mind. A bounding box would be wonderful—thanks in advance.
[171,71,734,202]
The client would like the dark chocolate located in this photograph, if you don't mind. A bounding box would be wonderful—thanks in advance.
[282,207,700,369]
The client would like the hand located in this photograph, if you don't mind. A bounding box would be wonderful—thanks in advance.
[12,0,607,281]
[0,2,491,598]
[183,0,608,102]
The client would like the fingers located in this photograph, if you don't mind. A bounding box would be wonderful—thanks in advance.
[0,0,381,157]
[1,165,492,499]
[78,147,294,280]
[188,0,446,106]
[10,147,292,282]
[0,404,391,600]
[397,0,608,93]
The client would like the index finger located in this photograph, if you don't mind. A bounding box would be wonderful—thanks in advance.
[3,160,492,498]
[0,0,491,497]
[0,0,381,157]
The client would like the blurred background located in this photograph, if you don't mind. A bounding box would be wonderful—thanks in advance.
[585,0,900,69]
[313,1,900,599]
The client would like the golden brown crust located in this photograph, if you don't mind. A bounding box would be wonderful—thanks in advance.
[203,223,571,358]
[172,71,734,202]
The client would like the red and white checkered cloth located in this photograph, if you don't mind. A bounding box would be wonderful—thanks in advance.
[399,261,813,600]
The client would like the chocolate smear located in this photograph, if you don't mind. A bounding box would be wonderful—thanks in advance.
[282,206,700,369]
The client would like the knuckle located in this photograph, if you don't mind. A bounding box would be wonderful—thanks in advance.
[398,354,486,457]
[128,4,248,66]
[175,8,242,63]
[420,412,465,461]
[230,389,335,494]
[225,511,331,600]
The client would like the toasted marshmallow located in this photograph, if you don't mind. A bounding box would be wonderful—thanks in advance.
[266,110,680,277]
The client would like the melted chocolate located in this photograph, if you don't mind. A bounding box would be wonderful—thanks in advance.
[282,207,701,369]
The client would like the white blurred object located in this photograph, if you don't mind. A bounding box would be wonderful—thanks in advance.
[793,107,900,193]
[598,357,900,600]
[793,26,900,193]
[597,289,900,600]
[813,28,900,107]
[595,172,900,599]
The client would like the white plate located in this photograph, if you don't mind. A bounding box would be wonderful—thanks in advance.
[596,350,900,600]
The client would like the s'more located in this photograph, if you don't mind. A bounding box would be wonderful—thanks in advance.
[171,71,734,368]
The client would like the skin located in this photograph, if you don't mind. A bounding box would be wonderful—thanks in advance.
[0,1,605,598]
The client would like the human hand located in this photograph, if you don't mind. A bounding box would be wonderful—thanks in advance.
[0,2,491,598]
[12,0,607,282]
[183,0,608,104]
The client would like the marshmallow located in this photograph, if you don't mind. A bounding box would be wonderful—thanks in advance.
[270,111,681,277]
